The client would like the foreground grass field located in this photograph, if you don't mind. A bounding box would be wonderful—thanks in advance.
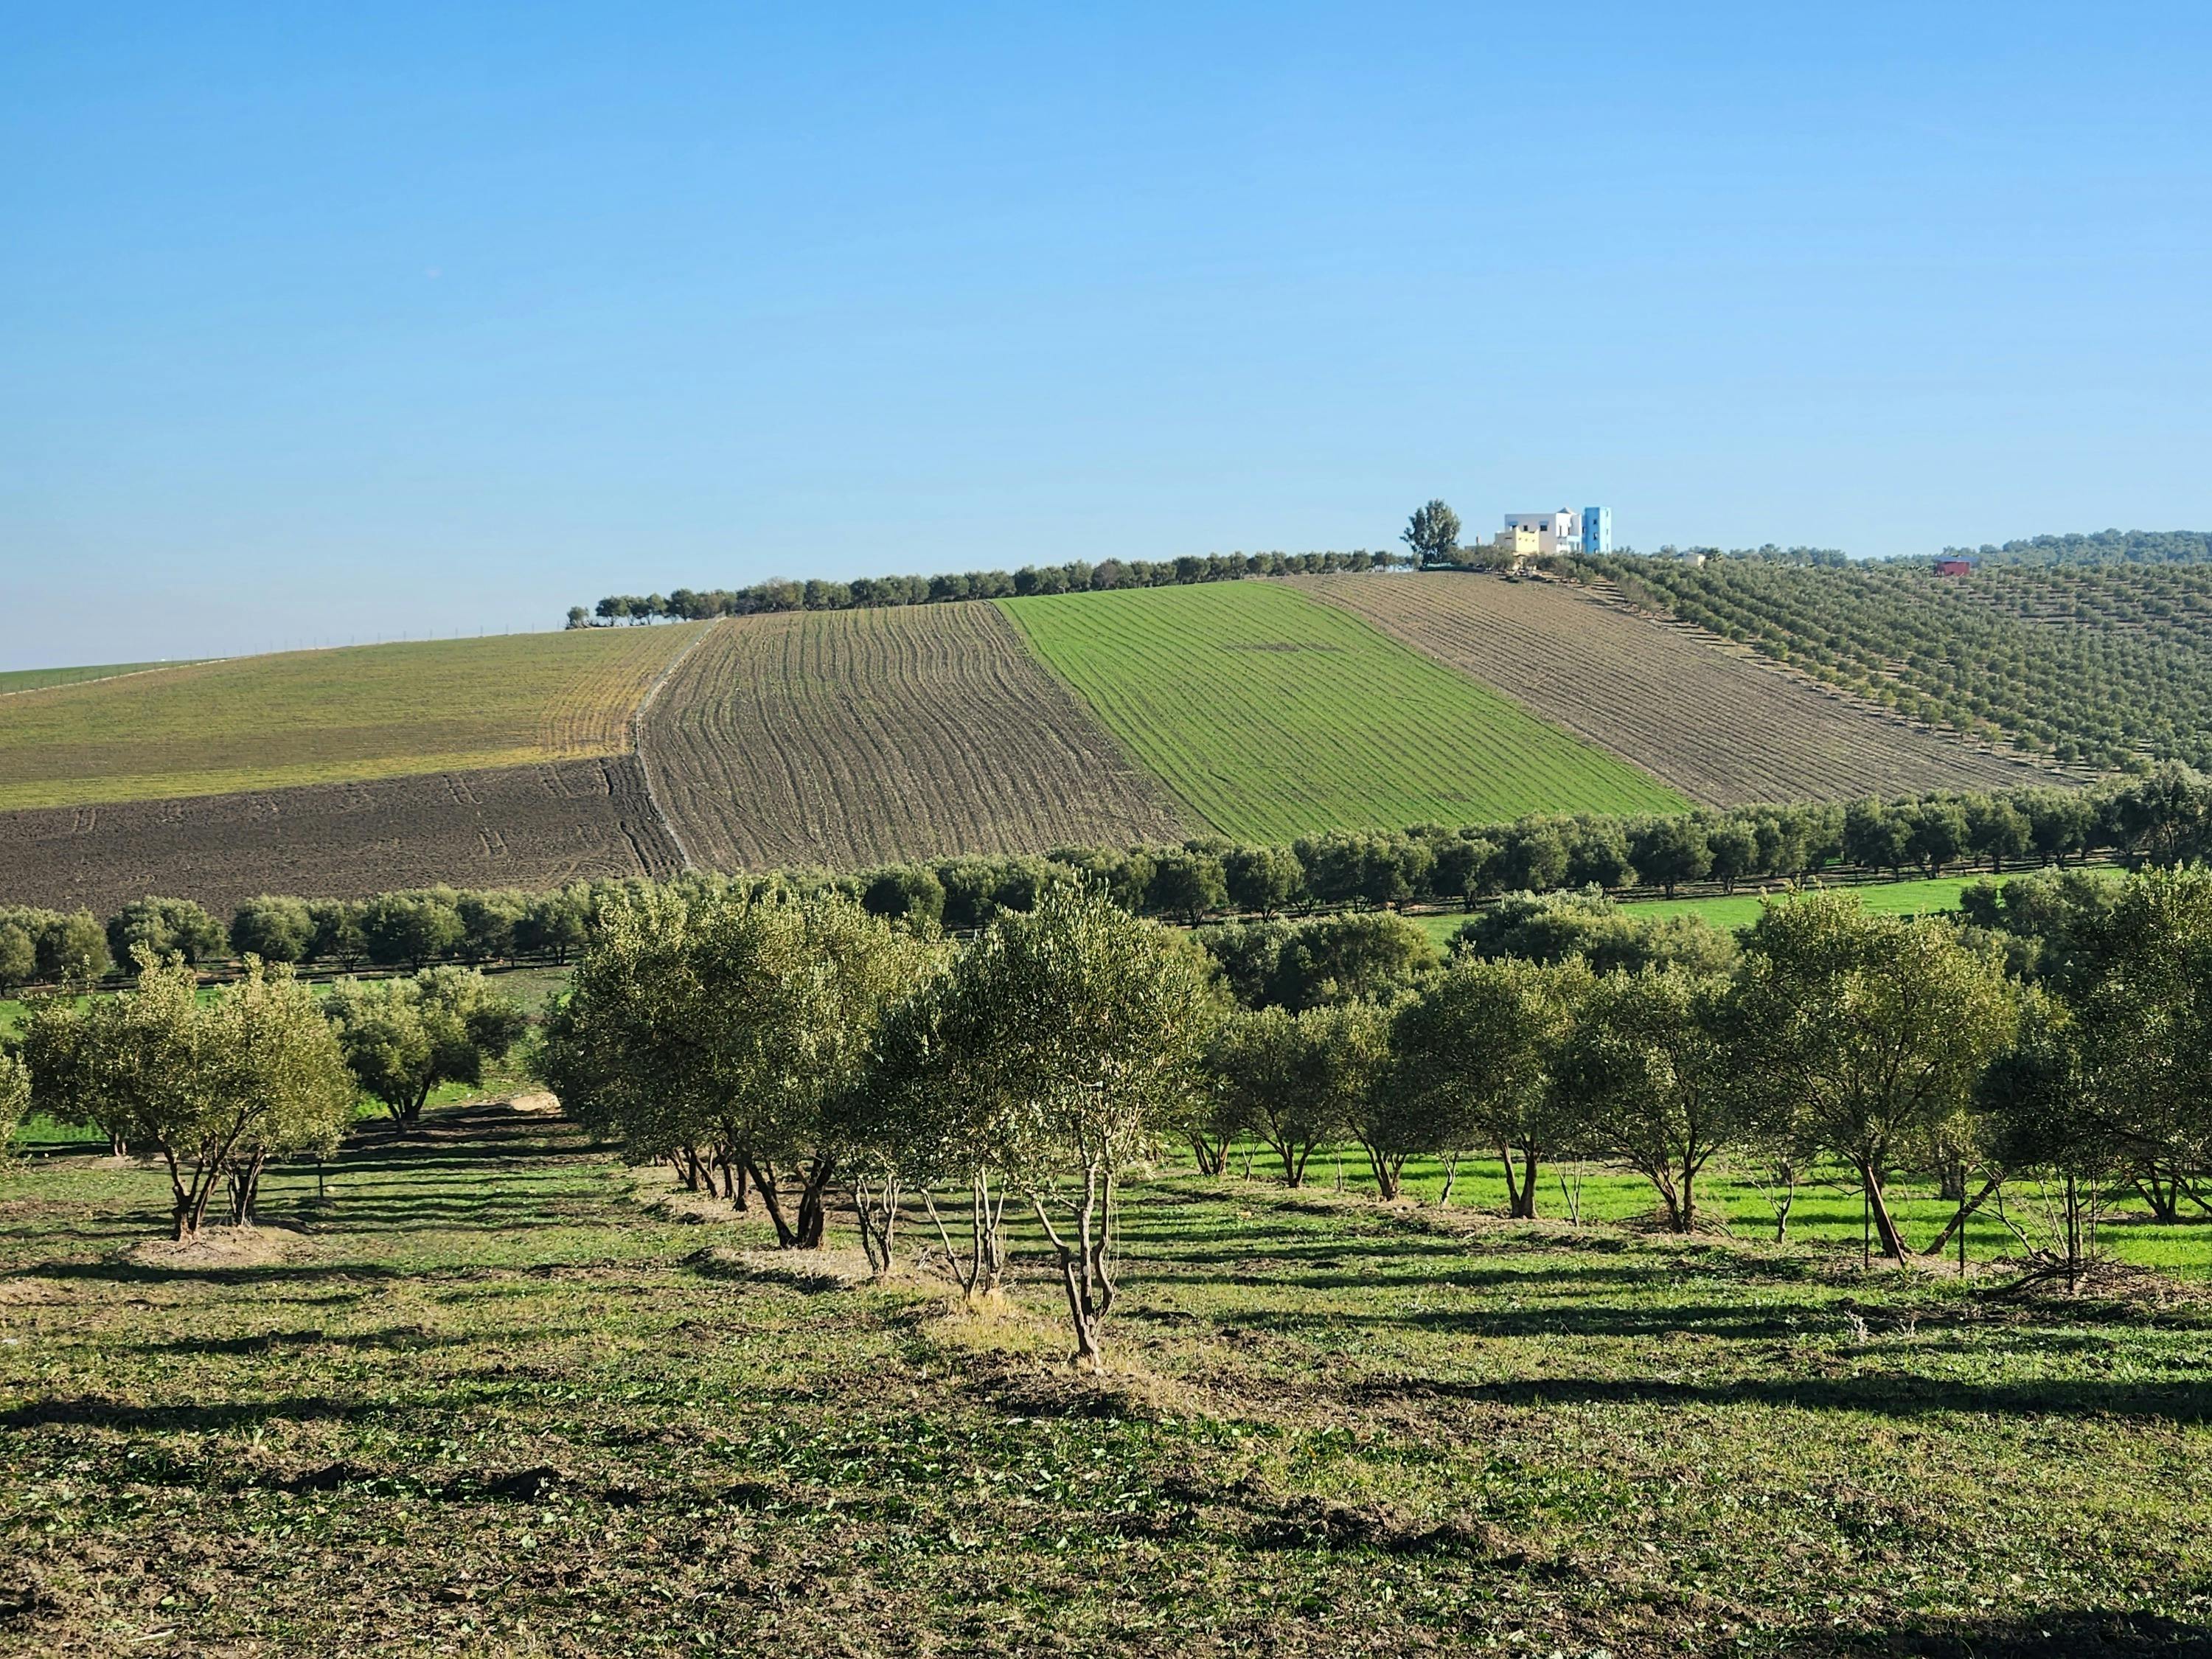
[0,628,700,810]
[4,1104,2207,1656]
[1001,583,1688,843]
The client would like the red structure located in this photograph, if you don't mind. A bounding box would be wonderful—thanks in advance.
[1934,558,1975,577]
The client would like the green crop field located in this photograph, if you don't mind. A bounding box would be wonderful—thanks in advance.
[1000,583,1688,843]
[0,661,213,696]
[5,1102,2206,1655]
[0,627,703,810]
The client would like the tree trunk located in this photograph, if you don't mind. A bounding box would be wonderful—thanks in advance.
[2134,1164,2182,1225]
[1857,1161,1907,1262]
[1922,1171,2005,1256]
[1438,1152,1460,1208]
[1360,1139,1403,1201]
[793,1158,835,1250]
[740,1154,797,1248]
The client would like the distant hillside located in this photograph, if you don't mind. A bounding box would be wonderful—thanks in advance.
[1941,529,2212,566]
[1585,552,2212,771]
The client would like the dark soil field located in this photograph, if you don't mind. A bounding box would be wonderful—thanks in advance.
[641,603,1186,872]
[0,755,681,914]
[1302,572,2056,806]
[4,1103,2206,1657]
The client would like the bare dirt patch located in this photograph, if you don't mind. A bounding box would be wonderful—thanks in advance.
[120,1225,302,1270]
[0,754,682,911]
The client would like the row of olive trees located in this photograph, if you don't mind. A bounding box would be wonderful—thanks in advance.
[538,882,1220,1370]
[569,549,1398,627]
[1204,873,2212,1279]
[21,957,355,1238]
[12,954,529,1237]
[10,768,2202,1000]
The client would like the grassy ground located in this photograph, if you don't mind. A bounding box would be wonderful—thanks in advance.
[1405,869,2133,949]
[0,627,700,811]
[3,1104,2207,1656]
[1000,583,1688,843]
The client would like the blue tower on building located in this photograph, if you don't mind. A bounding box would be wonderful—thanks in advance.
[1581,507,1612,554]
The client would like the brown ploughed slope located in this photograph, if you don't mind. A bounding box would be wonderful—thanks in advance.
[0,755,682,914]
[641,603,1185,870]
[1300,571,2055,806]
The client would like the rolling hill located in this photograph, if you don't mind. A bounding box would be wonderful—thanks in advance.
[0,568,2099,910]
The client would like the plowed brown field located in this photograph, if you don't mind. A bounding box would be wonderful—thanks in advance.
[1300,571,2052,804]
[0,755,682,914]
[641,605,1185,870]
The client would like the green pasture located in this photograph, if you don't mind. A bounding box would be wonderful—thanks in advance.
[0,625,700,810]
[3,1102,2205,1654]
[999,582,1688,843]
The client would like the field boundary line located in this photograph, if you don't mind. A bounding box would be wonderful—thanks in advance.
[629,621,720,872]
[0,660,227,698]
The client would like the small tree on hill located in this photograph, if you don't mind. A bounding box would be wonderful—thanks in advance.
[1402,499,1461,566]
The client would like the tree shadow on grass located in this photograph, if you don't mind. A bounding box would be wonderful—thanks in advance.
[1771,1608,2212,1657]
[1344,1371,2212,1424]
[0,1394,373,1433]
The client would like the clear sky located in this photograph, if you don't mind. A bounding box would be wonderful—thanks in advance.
[4,2,2208,667]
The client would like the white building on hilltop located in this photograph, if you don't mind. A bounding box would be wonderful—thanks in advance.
[1499,508,1611,557]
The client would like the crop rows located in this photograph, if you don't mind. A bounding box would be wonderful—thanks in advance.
[1596,556,2212,771]
[998,582,1688,843]
[639,602,1187,870]
[1302,571,2048,805]
[0,755,683,914]
[0,627,697,812]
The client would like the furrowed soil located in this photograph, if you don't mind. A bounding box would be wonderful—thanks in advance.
[0,755,682,914]
[641,604,1186,871]
[4,1105,2207,1657]
[1001,582,1688,843]
[1301,572,2053,805]
[0,627,703,812]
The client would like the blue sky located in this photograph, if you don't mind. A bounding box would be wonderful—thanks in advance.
[4,2,2208,666]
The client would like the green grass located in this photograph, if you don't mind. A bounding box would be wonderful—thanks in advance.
[0,626,703,810]
[1000,583,1688,842]
[3,1105,2206,1655]
[1408,869,2129,948]
[0,661,211,695]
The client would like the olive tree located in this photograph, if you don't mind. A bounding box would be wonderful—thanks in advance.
[1388,956,1590,1217]
[26,953,351,1239]
[540,886,925,1249]
[1728,894,2016,1262]
[326,967,527,1127]
[1554,967,1740,1231]
[0,1051,27,1156]
[959,886,1220,1370]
